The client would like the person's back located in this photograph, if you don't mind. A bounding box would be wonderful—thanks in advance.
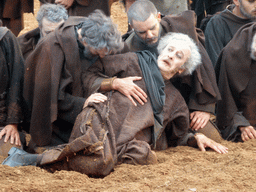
[205,0,256,67]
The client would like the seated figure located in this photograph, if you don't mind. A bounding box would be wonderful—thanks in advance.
[2,32,228,177]
[216,23,256,142]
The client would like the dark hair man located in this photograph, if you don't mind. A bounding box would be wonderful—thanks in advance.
[124,0,222,142]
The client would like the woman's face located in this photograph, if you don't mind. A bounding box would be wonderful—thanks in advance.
[157,42,191,80]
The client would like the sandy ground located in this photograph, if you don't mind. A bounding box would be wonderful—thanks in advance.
[1,1,256,191]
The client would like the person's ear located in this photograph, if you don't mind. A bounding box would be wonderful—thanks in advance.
[157,12,161,22]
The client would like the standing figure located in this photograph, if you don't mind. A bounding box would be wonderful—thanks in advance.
[0,0,33,36]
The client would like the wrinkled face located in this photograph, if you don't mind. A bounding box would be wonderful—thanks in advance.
[157,42,191,80]
[239,0,256,20]
[131,13,161,45]
[40,18,64,37]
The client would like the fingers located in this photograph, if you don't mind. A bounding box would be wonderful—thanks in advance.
[135,86,147,102]
[0,129,6,140]
[130,87,147,105]
[208,142,228,154]
[127,95,137,106]
[197,141,206,152]
[195,134,228,154]
[0,127,21,146]
[115,77,148,106]
[241,126,256,141]
[190,111,210,131]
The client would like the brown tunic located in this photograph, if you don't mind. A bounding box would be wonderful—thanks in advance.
[23,17,91,146]
[40,52,193,177]
[17,27,41,61]
[0,27,24,126]
[216,22,256,141]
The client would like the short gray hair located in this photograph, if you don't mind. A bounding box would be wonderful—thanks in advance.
[36,4,68,28]
[157,32,201,76]
[127,0,157,25]
[80,10,124,54]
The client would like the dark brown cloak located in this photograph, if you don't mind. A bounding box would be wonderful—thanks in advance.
[125,10,221,114]
[17,27,40,61]
[23,17,89,146]
[204,5,252,67]
[216,22,256,140]
[39,52,192,177]
[0,27,24,126]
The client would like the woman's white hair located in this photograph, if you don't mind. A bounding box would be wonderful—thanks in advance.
[157,32,201,76]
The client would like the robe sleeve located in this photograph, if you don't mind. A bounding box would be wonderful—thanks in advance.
[57,63,86,124]
[3,31,24,124]
[205,18,226,67]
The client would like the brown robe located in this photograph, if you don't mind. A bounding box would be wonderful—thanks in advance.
[39,52,193,177]
[0,27,24,126]
[216,22,256,141]
[40,0,111,17]
[0,0,34,36]
[125,10,221,115]
[17,27,41,61]
[23,17,91,146]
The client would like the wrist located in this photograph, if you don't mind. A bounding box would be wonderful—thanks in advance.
[100,77,117,91]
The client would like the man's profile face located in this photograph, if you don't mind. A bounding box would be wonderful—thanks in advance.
[40,18,64,37]
[131,13,161,45]
[157,42,191,80]
[239,0,256,20]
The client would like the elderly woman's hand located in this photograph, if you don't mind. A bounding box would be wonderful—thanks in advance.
[83,93,108,109]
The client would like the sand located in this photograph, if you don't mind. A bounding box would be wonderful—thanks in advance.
[1,1,256,191]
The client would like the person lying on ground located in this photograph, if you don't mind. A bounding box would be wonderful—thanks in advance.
[2,32,228,177]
